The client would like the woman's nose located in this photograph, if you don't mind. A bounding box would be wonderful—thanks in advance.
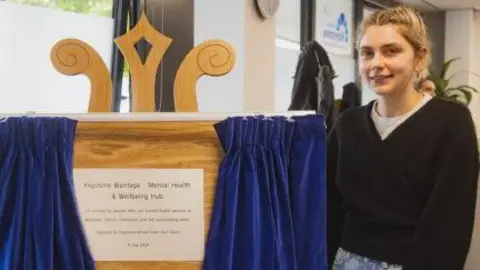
[370,54,385,69]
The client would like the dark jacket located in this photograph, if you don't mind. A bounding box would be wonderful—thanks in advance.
[288,40,337,133]
[340,82,361,113]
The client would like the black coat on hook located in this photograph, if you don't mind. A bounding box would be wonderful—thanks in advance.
[340,82,361,113]
[288,40,338,133]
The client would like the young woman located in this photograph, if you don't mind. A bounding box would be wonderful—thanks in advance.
[327,6,479,270]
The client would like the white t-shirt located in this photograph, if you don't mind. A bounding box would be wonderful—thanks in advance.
[371,94,433,140]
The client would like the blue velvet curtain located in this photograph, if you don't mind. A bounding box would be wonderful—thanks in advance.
[0,117,95,270]
[203,115,327,270]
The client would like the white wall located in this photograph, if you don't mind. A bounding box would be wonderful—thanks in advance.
[195,0,276,112]
[243,0,276,112]
[274,39,300,111]
[470,11,480,134]
[276,0,300,43]
[0,2,113,113]
[445,10,477,89]
[330,54,356,99]
[474,11,480,107]
[274,1,301,111]
[444,9,480,127]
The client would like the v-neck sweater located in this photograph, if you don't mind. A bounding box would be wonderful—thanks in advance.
[326,97,479,270]
[371,94,432,140]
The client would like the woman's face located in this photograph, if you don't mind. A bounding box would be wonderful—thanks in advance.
[359,25,420,96]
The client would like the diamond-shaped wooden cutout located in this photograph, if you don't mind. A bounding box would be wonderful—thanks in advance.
[115,12,173,112]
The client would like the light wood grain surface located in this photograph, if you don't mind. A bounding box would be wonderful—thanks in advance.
[75,121,223,269]
[50,38,112,113]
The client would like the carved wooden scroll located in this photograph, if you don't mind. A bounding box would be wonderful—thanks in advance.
[50,12,235,113]
[174,40,236,112]
[114,13,172,112]
[50,38,112,112]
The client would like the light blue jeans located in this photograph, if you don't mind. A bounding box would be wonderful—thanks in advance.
[333,248,403,270]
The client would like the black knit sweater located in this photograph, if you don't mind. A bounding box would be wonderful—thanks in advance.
[327,98,479,270]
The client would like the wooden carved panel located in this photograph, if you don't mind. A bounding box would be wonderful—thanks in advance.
[50,12,236,113]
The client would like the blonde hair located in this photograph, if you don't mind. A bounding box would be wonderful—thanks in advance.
[357,6,432,78]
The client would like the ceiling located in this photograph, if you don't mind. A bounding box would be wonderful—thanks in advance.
[395,0,480,11]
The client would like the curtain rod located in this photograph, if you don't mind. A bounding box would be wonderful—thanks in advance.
[0,111,317,122]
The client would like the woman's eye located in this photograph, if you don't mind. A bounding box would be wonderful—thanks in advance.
[360,51,373,58]
[384,48,400,56]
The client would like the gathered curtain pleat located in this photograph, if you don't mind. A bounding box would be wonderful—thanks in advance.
[0,117,95,270]
[203,115,327,270]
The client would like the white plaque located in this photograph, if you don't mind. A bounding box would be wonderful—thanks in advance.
[73,169,205,261]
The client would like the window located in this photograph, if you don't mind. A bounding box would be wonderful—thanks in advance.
[7,0,113,17]
[0,0,115,113]
[275,0,301,110]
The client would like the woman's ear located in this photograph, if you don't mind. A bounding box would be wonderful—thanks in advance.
[415,47,428,72]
